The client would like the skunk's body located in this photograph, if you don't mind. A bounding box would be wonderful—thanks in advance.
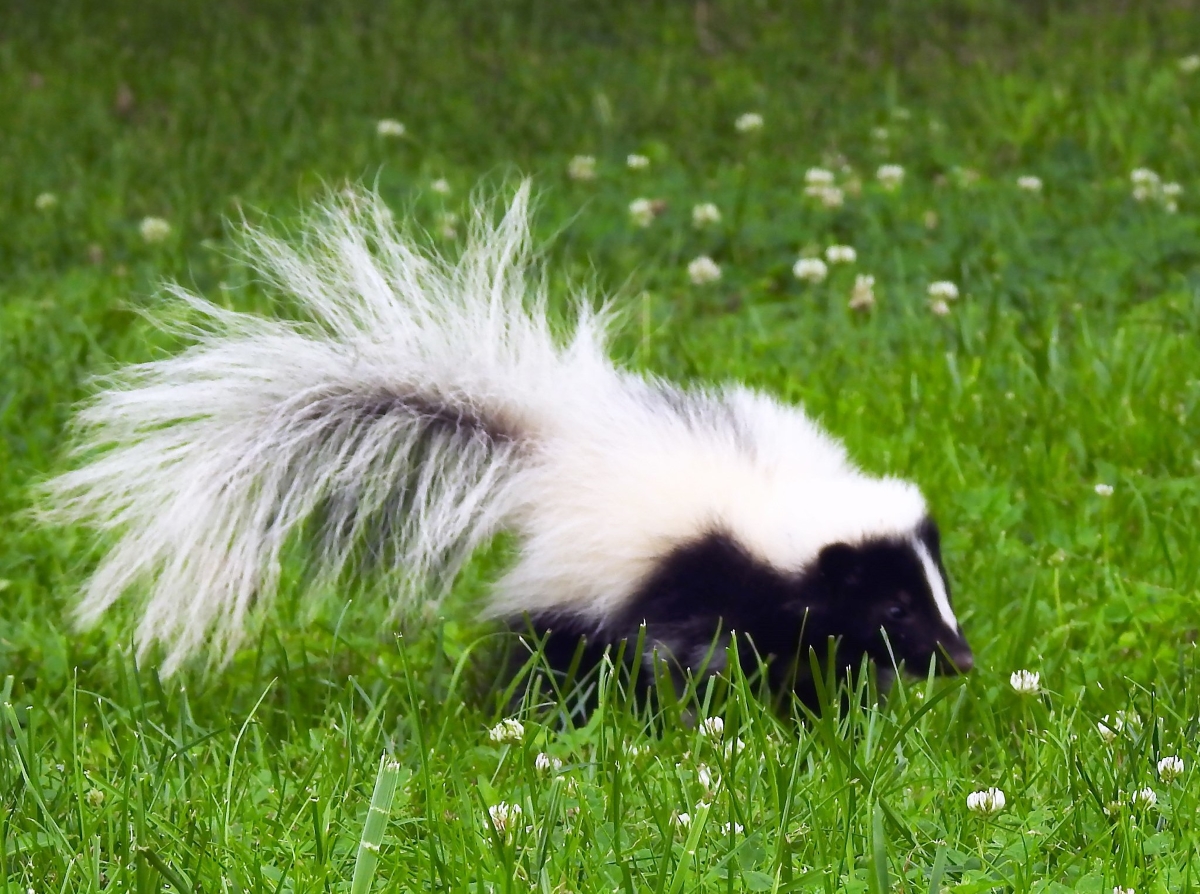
[43,184,972,699]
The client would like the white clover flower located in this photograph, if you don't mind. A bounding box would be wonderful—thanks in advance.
[1131,786,1157,809]
[928,281,960,300]
[437,211,459,241]
[930,299,951,317]
[534,752,563,774]
[720,822,744,835]
[375,118,406,137]
[793,257,828,284]
[966,787,1006,815]
[871,126,890,142]
[1097,714,1122,742]
[804,175,844,206]
[1158,755,1185,784]
[672,811,692,829]
[1095,483,1114,497]
[1180,54,1200,73]
[626,153,650,170]
[825,245,857,264]
[85,787,105,808]
[139,217,171,244]
[724,738,746,759]
[1017,175,1043,192]
[487,802,522,836]
[815,186,844,208]
[35,192,58,211]
[876,164,905,190]
[1114,887,1136,894]
[1131,168,1160,187]
[692,202,721,228]
[567,155,597,181]
[1130,168,1181,209]
[697,764,717,791]
[735,112,763,133]
[700,716,725,739]
[1009,670,1040,695]
[430,178,451,195]
[849,274,876,311]
[687,256,721,285]
[487,717,525,744]
[629,198,657,228]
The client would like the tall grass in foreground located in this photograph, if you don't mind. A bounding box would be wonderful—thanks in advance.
[5,0,1200,889]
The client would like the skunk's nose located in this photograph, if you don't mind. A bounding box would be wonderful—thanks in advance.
[950,648,974,674]
[936,642,974,675]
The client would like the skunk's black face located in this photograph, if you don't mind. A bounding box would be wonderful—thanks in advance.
[631,520,970,701]
[521,521,971,715]
[809,519,972,680]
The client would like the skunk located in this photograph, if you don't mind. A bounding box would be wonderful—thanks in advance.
[41,183,972,704]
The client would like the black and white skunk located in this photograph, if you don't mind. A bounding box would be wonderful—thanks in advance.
[42,184,972,704]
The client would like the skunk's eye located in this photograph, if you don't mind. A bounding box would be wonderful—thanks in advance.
[885,604,908,621]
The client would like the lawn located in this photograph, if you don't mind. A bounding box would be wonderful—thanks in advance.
[4,1,1200,890]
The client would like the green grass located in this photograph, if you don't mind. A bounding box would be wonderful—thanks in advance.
[6,0,1200,890]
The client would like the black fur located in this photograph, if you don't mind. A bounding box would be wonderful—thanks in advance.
[517,519,971,712]
[311,386,516,566]
[316,386,516,445]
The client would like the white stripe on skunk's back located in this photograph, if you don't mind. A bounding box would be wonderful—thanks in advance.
[488,379,931,621]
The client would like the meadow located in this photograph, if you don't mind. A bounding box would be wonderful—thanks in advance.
[4,1,1200,890]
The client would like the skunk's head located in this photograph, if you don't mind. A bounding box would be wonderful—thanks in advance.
[804,518,972,679]
[622,516,971,708]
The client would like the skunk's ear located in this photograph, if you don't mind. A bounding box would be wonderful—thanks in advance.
[917,516,942,552]
[817,542,861,588]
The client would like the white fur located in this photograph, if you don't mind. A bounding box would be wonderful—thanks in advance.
[41,184,932,673]
[488,384,928,622]
[912,538,958,629]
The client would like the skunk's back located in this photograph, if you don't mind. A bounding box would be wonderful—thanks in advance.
[490,379,927,624]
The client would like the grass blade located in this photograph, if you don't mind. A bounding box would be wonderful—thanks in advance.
[927,845,947,894]
[869,800,889,894]
[350,754,403,894]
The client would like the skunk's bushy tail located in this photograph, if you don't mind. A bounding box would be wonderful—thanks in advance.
[41,183,609,673]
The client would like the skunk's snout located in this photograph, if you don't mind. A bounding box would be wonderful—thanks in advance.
[948,647,973,674]
[937,638,974,675]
